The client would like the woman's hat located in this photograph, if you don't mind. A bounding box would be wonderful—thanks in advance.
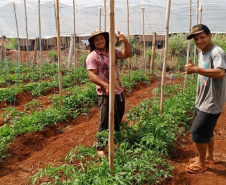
[88,30,109,45]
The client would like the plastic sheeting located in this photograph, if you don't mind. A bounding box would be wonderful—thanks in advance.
[0,0,225,39]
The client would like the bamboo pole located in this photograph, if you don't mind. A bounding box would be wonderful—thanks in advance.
[1,36,5,62]
[199,4,203,24]
[150,32,156,77]
[99,5,102,30]
[108,0,115,172]
[141,4,146,71]
[73,0,77,69]
[67,34,74,70]
[104,0,106,32]
[24,0,29,66]
[13,2,21,64]
[33,38,37,66]
[160,0,171,116]
[183,0,192,92]
[56,0,62,95]
[38,0,42,78]
[193,0,199,66]
[127,0,131,71]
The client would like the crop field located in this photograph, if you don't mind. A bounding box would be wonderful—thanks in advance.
[1,0,226,185]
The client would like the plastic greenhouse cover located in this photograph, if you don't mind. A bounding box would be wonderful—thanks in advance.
[0,0,226,39]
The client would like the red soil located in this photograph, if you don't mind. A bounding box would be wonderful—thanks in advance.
[0,77,226,185]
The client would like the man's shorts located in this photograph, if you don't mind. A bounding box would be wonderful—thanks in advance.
[191,108,221,143]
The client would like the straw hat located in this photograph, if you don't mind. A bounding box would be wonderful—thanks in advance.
[88,30,109,45]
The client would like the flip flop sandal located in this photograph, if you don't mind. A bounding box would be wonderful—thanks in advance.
[189,157,216,165]
[185,164,207,174]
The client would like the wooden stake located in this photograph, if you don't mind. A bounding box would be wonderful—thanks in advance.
[193,0,199,66]
[127,0,131,70]
[24,0,29,66]
[67,34,74,70]
[56,0,62,95]
[160,0,171,115]
[104,0,106,32]
[183,0,192,92]
[38,0,42,77]
[33,38,37,66]
[1,36,5,62]
[99,5,102,30]
[141,4,146,71]
[150,32,156,77]
[108,0,115,172]
[199,4,203,24]
[13,2,21,64]
[73,0,77,69]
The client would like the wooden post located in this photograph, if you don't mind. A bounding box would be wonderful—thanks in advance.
[109,0,115,172]
[183,0,192,92]
[13,2,21,64]
[127,0,131,70]
[56,0,62,95]
[1,36,5,62]
[141,4,146,71]
[24,0,29,66]
[193,0,199,66]
[160,0,171,115]
[38,0,42,77]
[199,4,203,24]
[104,0,106,32]
[99,5,102,30]
[67,34,74,70]
[33,38,37,66]
[73,0,77,69]
[150,32,156,77]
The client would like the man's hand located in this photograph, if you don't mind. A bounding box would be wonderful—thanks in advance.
[181,58,197,74]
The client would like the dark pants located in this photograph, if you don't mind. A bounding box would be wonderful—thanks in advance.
[191,108,221,143]
[96,93,125,151]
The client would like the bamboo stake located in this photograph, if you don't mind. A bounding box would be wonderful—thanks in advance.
[99,5,102,30]
[183,0,192,92]
[193,0,199,66]
[108,0,115,172]
[150,32,156,77]
[141,4,146,71]
[56,0,62,95]
[24,0,29,66]
[53,1,57,32]
[127,0,131,71]
[1,36,5,62]
[13,2,21,64]
[67,34,74,70]
[73,0,77,69]
[33,38,37,66]
[38,0,42,78]
[160,0,171,116]
[199,4,203,24]
[104,0,106,32]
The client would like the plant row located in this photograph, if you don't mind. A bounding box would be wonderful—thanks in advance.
[29,75,196,185]
[0,70,149,162]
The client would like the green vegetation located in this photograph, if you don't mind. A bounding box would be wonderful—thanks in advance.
[29,76,196,185]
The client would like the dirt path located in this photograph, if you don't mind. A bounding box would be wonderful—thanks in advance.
[164,104,226,185]
[0,77,226,185]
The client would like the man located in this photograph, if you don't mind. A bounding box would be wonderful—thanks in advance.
[182,24,226,173]
[86,30,132,157]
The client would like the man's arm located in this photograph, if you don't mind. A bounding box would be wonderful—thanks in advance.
[117,31,132,59]
[182,58,225,79]
[88,69,109,94]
